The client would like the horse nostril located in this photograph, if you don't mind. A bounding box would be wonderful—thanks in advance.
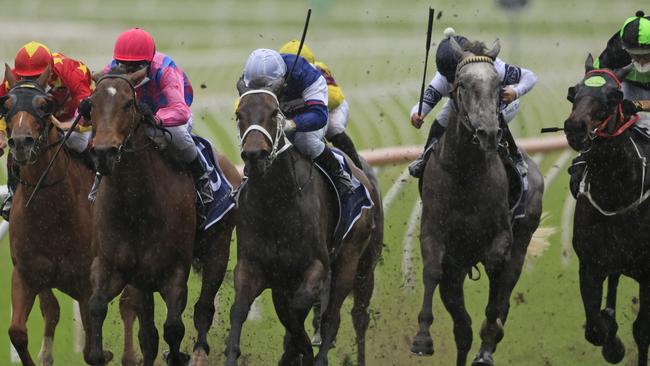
[476,128,488,138]
[23,136,35,148]
[7,138,15,149]
[244,148,267,162]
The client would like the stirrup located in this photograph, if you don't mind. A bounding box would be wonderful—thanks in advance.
[1,195,12,221]
[88,174,102,202]
[408,158,425,178]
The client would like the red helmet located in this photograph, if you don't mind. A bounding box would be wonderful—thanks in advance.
[14,41,52,77]
[113,28,156,63]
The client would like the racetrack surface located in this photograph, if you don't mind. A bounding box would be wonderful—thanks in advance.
[0,1,641,365]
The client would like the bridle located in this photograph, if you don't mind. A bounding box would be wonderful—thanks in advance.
[94,74,160,162]
[2,81,60,164]
[237,89,293,165]
[451,56,500,141]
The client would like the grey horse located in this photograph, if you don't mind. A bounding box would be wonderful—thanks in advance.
[410,38,544,366]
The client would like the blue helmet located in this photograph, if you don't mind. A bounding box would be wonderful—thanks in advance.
[435,29,469,83]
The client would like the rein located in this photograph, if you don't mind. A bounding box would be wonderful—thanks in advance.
[238,89,293,164]
[584,69,640,139]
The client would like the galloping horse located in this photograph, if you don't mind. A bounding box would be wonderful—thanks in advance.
[564,55,650,366]
[410,39,544,366]
[224,80,383,366]
[0,64,138,366]
[85,67,239,366]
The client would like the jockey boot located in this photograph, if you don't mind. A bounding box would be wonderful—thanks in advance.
[408,119,446,178]
[503,125,528,177]
[1,159,18,221]
[315,146,354,200]
[329,132,362,168]
[568,154,587,199]
[189,155,214,217]
[87,173,102,202]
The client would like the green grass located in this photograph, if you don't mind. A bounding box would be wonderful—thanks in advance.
[0,0,644,365]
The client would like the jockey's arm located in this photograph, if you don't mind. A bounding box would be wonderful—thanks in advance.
[635,100,650,112]
[409,72,451,128]
[495,58,538,102]
[154,68,192,126]
[292,75,328,132]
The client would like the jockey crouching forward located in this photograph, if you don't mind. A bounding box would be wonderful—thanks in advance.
[279,40,363,168]
[408,28,538,179]
[94,28,213,221]
[241,48,355,199]
[0,41,94,220]
[569,11,650,198]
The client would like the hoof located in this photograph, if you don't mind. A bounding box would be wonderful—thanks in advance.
[311,332,322,347]
[163,350,191,366]
[190,347,209,366]
[472,352,494,366]
[410,331,434,356]
[602,336,625,364]
[103,351,114,364]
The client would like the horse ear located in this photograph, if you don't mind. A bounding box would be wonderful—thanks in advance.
[484,39,501,60]
[91,71,103,84]
[36,64,51,89]
[236,76,248,95]
[449,37,465,61]
[128,67,148,86]
[585,54,595,73]
[614,64,633,80]
[567,86,576,103]
[4,63,17,89]
[0,95,11,117]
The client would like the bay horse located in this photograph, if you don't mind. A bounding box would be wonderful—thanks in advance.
[410,39,544,366]
[224,80,383,366]
[564,55,650,366]
[0,64,139,365]
[85,67,239,366]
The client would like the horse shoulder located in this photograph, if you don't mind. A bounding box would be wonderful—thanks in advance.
[215,151,243,188]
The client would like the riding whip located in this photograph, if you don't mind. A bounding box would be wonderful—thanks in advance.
[25,114,83,208]
[540,127,564,133]
[285,8,312,84]
[418,7,435,116]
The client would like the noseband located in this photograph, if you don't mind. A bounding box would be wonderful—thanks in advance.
[238,89,292,164]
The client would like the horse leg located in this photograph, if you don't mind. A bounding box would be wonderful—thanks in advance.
[37,289,59,366]
[133,289,159,366]
[601,275,625,364]
[351,252,378,366]
[473,231,511,366]
[497,224,531,324]
[119,287,139,366]
[440,267,472,366]
[311,302,323,346]
[578,263,608,345]
[192,226,232,366]
[159,267,190,366]
[633,282,650,366]
[225,259,266,366]
[411,231,445,356]
[86,258,126,366]
[273,289,315,366]
[8,268,38,366]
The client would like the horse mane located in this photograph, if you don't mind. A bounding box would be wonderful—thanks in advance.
[106,64,128,76]
[463,40,489,56]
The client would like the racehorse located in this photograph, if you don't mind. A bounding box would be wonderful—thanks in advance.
[409,39,544,366]
[0,64,139,365]
[564,55,650,366]
[224,79,383,366]
[85,66,239,366]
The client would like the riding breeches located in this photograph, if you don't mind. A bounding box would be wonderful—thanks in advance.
[326,100,350,139]
[144,118,198,163]
[66,130,92,153]
[292,125,327,159]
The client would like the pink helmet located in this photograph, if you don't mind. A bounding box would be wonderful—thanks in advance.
[113,28,156,63]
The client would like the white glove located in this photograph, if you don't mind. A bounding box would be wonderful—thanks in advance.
[284,119,297,133]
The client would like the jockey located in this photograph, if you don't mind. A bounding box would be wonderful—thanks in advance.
[408,28,538,179]
[278,40,362,168]
[240,48,354,198]
[99,28,213,217]
[568,11,650,198]
[0,41,94,220]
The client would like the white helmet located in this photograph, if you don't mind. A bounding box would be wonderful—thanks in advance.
[243,48,287,86]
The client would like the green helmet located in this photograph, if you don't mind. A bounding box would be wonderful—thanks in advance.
[620,11,650,55]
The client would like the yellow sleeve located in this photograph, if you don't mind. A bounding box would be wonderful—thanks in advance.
[328,85,345,111]
[0,117,6,135]
[233,97,240,114]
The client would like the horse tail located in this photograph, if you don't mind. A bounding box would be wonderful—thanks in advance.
[525,211,556,261]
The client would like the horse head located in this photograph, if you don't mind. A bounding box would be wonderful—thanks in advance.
[88,66,148,175]
[449,37,502,152]
[0,64,55,165]
[564,54,633,152]
[235,76,288,176]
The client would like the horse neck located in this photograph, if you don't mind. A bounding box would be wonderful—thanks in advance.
[587,132,645,197]
[244,149,306,206]
[439,109,492,174]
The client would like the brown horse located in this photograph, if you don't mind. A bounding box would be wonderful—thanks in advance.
[224,82,383,366]
[85,67,239,366]
[0,65,140,365]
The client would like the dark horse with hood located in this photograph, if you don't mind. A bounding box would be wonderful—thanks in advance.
[564,55,650,366]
